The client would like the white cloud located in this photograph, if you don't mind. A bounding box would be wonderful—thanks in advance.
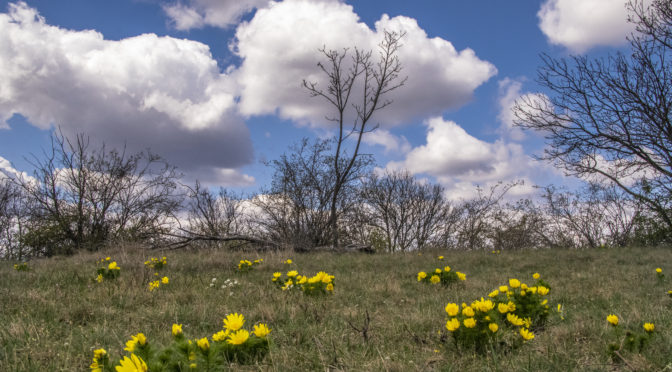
[163,0,268,30]
[0,2,255,187]
[497,78,527,141]
[537,0,653,53]
[233,0,496,127]
[0,155,34,183]
[361,129,411,154]
[386,117,539,200]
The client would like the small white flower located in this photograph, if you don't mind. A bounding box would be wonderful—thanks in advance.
[211,278,217,282]
[209,283,214,287]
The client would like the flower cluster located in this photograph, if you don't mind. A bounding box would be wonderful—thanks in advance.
[95,257,120,283]
[283,259,293,265]
[237,258,263,272]
[209,277,239,291]
[144,256,167,270]
[272,270,335,295]
[91,314,270,370]
[487,274,552,329]
[417,264,466,286]
[491,250,501,254]
[605,313,658,358]
[148,276,169,292]
[13,262,28,271]
[442,273,552,352]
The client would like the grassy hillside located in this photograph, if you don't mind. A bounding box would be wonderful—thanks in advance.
[1,246,671,371]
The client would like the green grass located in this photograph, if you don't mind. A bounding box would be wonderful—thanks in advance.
[1,245,672,371]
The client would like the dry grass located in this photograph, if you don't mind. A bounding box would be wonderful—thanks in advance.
[1,245,671,371]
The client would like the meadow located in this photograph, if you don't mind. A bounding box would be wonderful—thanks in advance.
[1,245,671,371]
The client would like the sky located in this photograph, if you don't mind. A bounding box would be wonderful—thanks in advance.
[0,0,647,200]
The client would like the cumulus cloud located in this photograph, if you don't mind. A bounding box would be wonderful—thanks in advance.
[0,2,254,186]
[0,155,34,183]
[163,0,268,30]
[386,117,538,200]
[361,129,411,154]
[233,0,496,127]
[537,0,653,53]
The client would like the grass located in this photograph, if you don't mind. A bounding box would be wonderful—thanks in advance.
[1,245,672,371]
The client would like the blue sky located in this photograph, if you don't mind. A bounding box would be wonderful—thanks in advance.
[0,0,643,199]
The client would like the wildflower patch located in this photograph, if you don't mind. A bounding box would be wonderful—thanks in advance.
[90,313,270,370]
[272,270,335,295]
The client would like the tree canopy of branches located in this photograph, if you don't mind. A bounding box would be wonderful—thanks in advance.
[15,131,181,256]
[513,0,672,235]
[303,30,406,247]
[359,170,446,252]
[253,138,372,250]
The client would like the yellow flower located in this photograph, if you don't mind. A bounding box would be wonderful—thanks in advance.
[445,318,460,332]
[537,286,549,296]
[93,348,107,360]
[172,323,182,337]
[430,275,441,284]
[656,268,662,273]
[488,289,499,298]
[223,313,245,331]
[273,272,282,278]
[299,276,308,284]
[287,270,298,277]
[105,257,110,261]
[326,282,334,291]
[227,329,250,345]
[197,337,210,351]
[462,306,475,317]
[456,271,466,281]
[507,301,516,312]
[521,283,528,290]
[212,330,229,342]
[96,274,103,283]
[497,303,510,314]
[189,363,197,370]
[417,271,427,281]
[489,323,498,333]
[284,259,293,264]
[507,313,524,326]
[438,255,444,260]
[161,276,169,284]
[499,285,508,292]
[520,328,535,341]
[643,322,655,332]
[471,298,494,312]
[148,281,160,291]
[253,323,271,338]
[533,273,540,279]
[445,303,460,317]
[509,278,520,288]
[606,314,618,326]
[108,262,119,270]
[123,333,145,352]
[435,268,442,274]
[115,354,147,372]
[463,318,477,328]
[443,265,451,272]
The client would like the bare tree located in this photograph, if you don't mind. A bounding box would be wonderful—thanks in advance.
[359,170,446,252]
[0,178,30,259]
[303,30,406,247]
[253,138,372,250]
[186,181,244,238]
[513,0,672,234]
[453,181,521,250]
[16,130,181,255]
